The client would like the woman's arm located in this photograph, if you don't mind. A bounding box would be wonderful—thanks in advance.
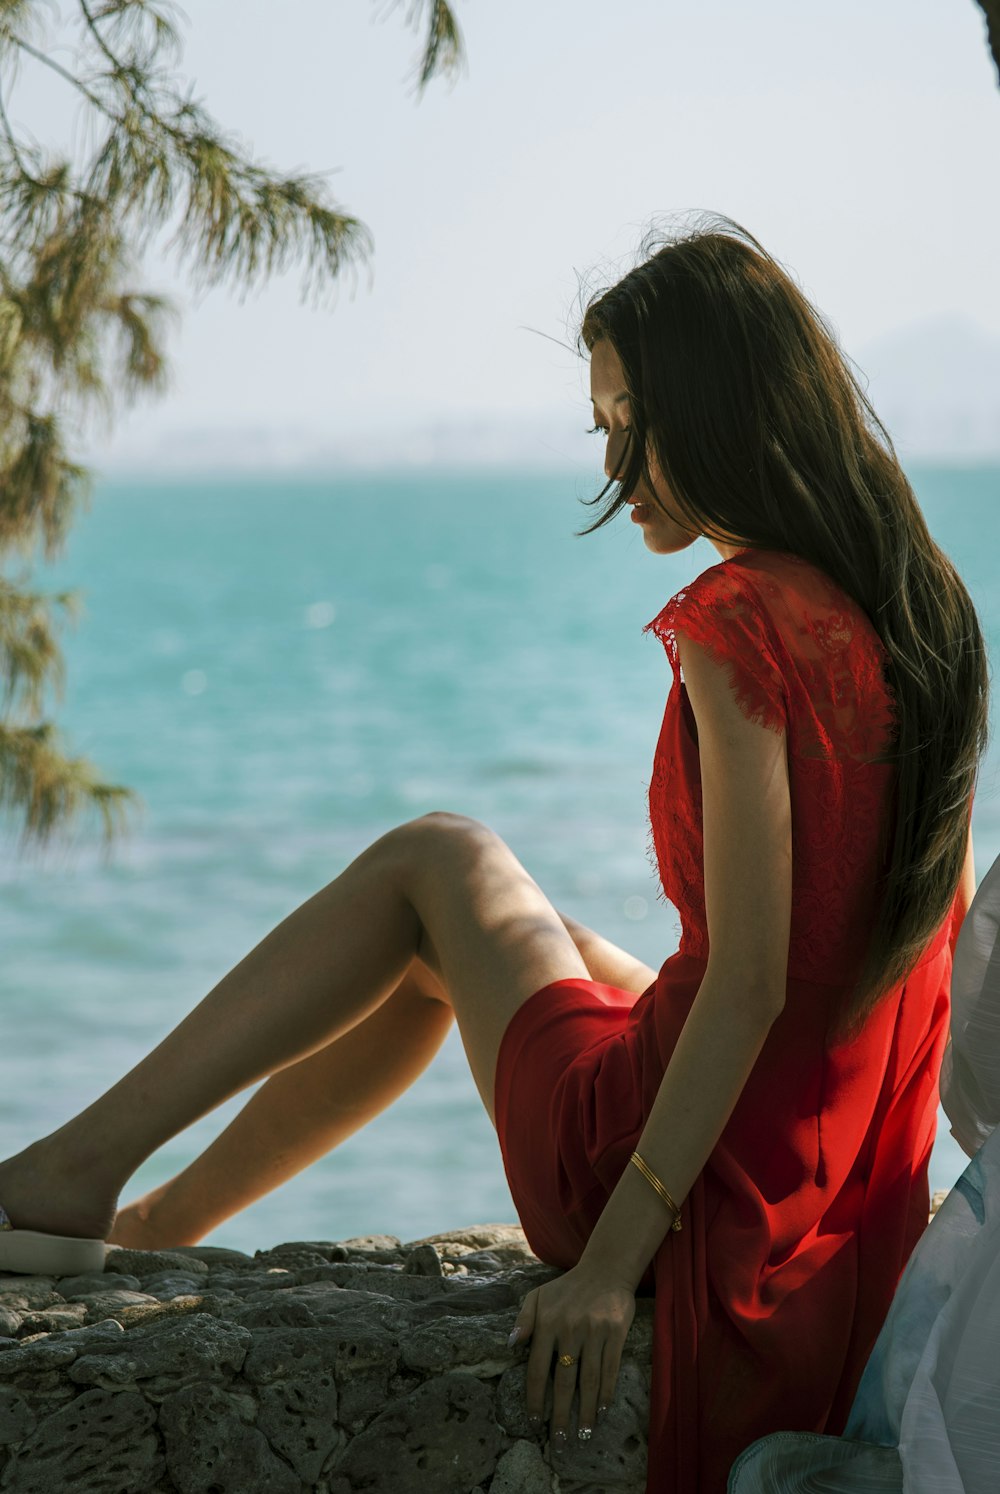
[581,629,793,1289]
[949,823,977,963]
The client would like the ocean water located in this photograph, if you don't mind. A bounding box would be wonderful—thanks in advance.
[2,465,998,1256]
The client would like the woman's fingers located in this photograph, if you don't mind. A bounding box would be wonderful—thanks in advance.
[549,1342,585,1442]
[597,1333,623,1421]
[514,1267,634,1440]
[571,1335,604,1439]
[524,1329,556,1427]
[529,1336,607,1443]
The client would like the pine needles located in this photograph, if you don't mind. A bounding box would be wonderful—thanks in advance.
[0,0,464,853]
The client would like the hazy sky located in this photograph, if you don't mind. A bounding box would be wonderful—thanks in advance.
[16,0,1000,465]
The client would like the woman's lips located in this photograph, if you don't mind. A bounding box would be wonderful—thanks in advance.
[630,502,650,523]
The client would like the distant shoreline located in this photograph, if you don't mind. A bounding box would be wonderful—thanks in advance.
[89,456,1000,485]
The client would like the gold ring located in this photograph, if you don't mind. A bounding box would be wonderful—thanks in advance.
[558,1353,577,1368]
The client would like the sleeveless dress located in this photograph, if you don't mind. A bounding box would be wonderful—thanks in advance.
[493,547,960,1494]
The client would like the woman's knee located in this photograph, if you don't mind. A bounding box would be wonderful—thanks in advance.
[387,811,496,864]
[366,812,495,894]
[415,810,492,840]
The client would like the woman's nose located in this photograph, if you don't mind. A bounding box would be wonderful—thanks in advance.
[605,433,627,481]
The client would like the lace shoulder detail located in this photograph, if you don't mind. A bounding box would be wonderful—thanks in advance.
[644,562,787,736]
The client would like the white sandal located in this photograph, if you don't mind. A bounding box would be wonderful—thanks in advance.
[0,1201,108,1277]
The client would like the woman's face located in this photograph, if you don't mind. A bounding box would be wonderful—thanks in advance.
[588,338,744,562]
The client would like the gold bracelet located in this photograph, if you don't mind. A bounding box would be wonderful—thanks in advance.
[630,1151,683,1231]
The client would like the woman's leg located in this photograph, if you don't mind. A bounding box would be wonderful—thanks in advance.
[110,917,656,1248]
[555,911,657,995]
[0,813,596,1243]
[108,962,456,1247]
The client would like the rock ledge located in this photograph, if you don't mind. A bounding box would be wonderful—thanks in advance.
[0,1223,652,1493]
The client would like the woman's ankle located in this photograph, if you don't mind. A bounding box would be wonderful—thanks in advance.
[0,1142,119,1241]
[108,1180,183,1248]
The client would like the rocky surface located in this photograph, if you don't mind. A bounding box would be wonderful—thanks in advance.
[0,1223,653,1493]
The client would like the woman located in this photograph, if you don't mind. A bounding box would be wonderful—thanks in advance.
[0,217,989,1494]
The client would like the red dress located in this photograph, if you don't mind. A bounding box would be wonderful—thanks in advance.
[493,547,958,1494]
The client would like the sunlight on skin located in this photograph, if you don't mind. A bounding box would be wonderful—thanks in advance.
[588,339,749,564]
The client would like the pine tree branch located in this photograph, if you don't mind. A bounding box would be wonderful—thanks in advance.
[376,0,465,95]
[0,2,42,38]
[81,0,182,73]
[12,33,111,119]
[79,0,129,73]
[70,6,373,298]
[0,411,91,560]
[0,575,79,717]
[99,286,172,394]
[0,68,36,183]
[0,1,467,855]
[0,718,139,854]
[415,0,464,92]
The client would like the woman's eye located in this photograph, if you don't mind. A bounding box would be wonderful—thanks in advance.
[588,424,608,436]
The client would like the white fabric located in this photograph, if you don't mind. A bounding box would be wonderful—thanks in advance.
[729,852,1000,1494]
[939,852,1000,1157]
[845,1127,1000,1493]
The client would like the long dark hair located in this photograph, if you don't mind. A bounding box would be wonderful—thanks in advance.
[580,215,991,1041]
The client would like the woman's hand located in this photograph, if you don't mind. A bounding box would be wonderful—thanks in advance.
[507,1259,636,1443]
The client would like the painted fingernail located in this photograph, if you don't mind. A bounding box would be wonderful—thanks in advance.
[553,1429,567,1446]
[578,1425,592,1440]
[528,1414,542,1430]
[598,1402,609,1416]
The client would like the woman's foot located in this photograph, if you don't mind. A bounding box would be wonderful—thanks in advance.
[106,1182,179,1250]
[0,1140,119,1242]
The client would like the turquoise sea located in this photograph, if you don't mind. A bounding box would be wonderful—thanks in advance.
[2,466,998,1255]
